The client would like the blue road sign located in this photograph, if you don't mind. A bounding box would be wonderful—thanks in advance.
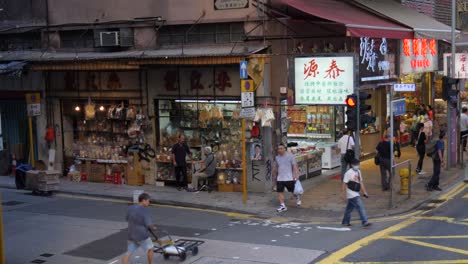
[240,61,248,79]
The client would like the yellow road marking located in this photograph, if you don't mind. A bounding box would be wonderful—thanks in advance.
[341,260,468,264]
[316,218,420,264]
[387,236,468,255]
[389,235,468,239]
[463,193,468,199]
[317,182,467,264]
[415,216,468,226]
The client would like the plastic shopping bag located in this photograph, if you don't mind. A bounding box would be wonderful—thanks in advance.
[294,180,304,195]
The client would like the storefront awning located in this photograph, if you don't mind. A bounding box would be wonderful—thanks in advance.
[352,0,455,40]
[0,61,28,74]
[281,0,413,39]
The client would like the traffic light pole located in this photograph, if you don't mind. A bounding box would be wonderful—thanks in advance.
[355,90,361,159]
[389,88,395,209]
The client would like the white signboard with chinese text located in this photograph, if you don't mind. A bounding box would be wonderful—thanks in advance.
[239,107,256,119]
[27,104,41,116]
[241,92,254,107]
[294,56,354,105]
[214,0,248,10]
[393,83,416,92]
[443,53,468,79]
[400,38,438,74]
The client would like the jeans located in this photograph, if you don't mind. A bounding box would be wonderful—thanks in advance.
[341,154,349,181]
[379,158,392,190]
[428,159,441,188]
[416,146,425,172]
[174,166,188,188]
[342,196,368,225]
[461,130,468,151]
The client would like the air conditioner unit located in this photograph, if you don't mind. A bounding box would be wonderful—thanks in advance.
[99,31,120,46]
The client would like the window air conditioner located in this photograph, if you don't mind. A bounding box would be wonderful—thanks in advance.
[99,31,120,47]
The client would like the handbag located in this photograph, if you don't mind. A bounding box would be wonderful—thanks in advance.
[347,181,361,192]
[374,152,380,165]
[344,135,355,163]
[346,171,361,192]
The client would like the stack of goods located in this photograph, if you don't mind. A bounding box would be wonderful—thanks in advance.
[25,170,60,192]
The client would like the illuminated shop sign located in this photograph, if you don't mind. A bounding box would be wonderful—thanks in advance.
[400,38,438,74]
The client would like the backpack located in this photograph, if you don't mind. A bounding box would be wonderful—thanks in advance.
[426,140,437,157]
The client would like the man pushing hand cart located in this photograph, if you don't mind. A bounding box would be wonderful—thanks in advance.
[122,193,155,264]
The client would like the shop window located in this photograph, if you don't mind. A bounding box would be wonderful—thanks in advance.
[60,30,95,49]
[158,22,245,46]
[155,99,242,182]
[0,33,41,51]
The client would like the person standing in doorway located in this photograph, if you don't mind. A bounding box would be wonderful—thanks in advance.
[376,134,393,191]
[415,123,427,174]
[426,132,445,192]
[172,134,192,191]
[337,129,354,180]
[341,158,371,227]
[122,193,155,264]
[273,144,300,212]
[460,107,468,152]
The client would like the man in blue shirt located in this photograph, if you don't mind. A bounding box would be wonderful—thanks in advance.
[426,132,445,191]
[122,193,155,264]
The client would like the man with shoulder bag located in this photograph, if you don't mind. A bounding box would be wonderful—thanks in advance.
[342,159,371,227]
[337,129,354,181]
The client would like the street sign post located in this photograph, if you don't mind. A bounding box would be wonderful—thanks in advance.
[240,61,248,79]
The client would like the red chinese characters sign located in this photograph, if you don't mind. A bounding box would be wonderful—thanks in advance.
[295,56,354,105]
[400,38,438,74]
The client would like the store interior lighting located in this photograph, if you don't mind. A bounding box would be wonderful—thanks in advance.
[174,99,241,104]
[74,105,81,112]
[99,105,105,111]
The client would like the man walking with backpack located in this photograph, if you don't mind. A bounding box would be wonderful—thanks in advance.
[426,132,445,191]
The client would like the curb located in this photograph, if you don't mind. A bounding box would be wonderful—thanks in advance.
[1,177,464,223]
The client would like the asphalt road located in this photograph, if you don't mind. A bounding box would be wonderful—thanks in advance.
[1,182,466,264]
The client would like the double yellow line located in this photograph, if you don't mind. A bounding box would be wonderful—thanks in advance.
[317,182,467,264]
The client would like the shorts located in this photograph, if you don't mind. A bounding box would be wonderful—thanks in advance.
[276,181,295,193]
[127,237,154,254]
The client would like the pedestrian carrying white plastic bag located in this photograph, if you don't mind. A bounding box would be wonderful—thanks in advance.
[294,180,304,195]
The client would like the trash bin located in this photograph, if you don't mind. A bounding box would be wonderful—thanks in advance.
[15,164,33,189]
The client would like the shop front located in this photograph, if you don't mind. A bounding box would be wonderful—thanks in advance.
[397,38,440,144]
[148,65,246,191]
[48,70,153,186]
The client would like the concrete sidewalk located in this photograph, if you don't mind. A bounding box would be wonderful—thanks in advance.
[0,146,464,222]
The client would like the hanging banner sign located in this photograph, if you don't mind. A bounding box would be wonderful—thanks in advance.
[358,37,395,82]
[400,38,438,74]
[443,53,468,79]
[294,56,354,105]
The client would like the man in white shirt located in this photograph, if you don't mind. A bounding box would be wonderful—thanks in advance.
[342,159,371,227]
[337,129,354,180]
[461,107,468,151]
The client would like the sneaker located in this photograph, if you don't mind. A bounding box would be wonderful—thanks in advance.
[296,197,302,206]
[418,171,426,175]
[363,222,372,227]
[425,184,432,192]
[276,205,287,213]
[342,223,352,227]
[433,186,442,191]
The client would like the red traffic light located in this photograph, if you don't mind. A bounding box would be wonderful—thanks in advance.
[345,96,357,107]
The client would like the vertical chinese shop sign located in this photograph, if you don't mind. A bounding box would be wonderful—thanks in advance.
[294,56,354,105]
